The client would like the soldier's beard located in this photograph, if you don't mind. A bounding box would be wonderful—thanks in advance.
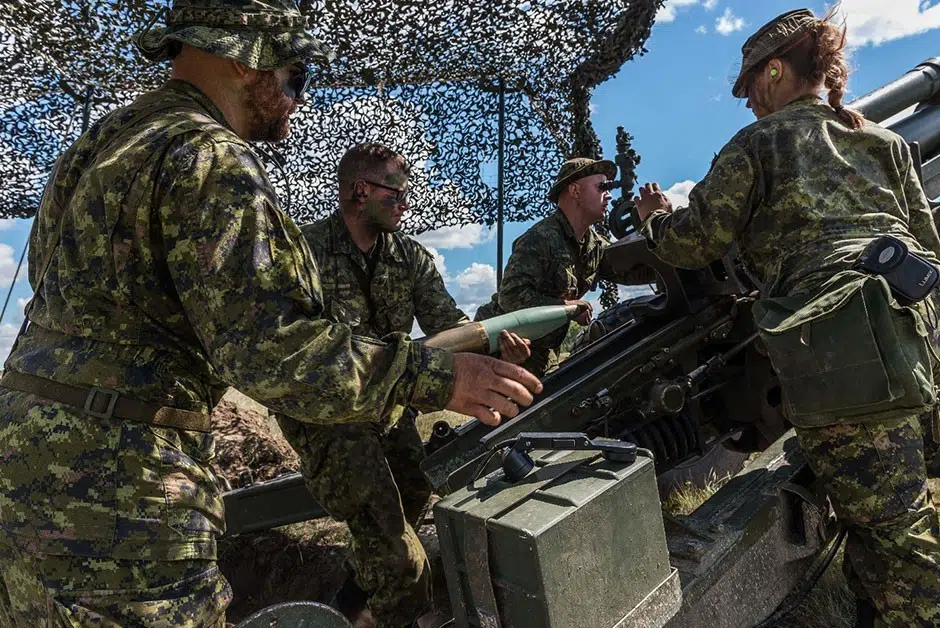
[244,70,294,142]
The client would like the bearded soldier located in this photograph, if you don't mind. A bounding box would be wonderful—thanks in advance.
[0,3,540,626]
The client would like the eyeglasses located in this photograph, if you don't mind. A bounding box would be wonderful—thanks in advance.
[363,179,409,204]
[284,63,313,101]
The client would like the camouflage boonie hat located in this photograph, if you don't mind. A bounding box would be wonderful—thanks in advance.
[134,0,333,71]
[731,8,817,98]
[548,158,616,203]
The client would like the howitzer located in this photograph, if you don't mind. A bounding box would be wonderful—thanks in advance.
[224,57,940,627]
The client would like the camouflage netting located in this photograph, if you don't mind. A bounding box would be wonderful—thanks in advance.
[0,0,660,233]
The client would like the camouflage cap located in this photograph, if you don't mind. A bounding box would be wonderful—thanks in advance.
[134,0,333,71]
[548,158,616,203]
[731,8,817,99]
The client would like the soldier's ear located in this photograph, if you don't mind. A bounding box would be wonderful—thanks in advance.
[352,180,368,200]
[568,181,580,199]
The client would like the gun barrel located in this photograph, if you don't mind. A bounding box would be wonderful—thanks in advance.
[849,58,940,124]
[418,304,584,354]
[888,102,940,161]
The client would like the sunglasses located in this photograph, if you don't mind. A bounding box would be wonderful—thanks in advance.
[363,179,409,204]
[283,63,313,100]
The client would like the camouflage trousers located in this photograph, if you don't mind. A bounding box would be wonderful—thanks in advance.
[795,414,940,627]
[0,542,231,627]
[278,412,433,628]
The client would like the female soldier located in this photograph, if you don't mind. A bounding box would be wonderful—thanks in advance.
[634,8,940,628]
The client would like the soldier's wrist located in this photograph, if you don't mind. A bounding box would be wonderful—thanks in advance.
[406,343,456,412]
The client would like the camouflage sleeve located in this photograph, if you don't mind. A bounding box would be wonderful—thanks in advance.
[498,232,563,311]
[901,144,940,262]
[156,136,455,422]
[642,137,758,269]
[411,243,470,336]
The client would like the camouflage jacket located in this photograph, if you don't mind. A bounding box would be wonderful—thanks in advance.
[0,80,454,561]
[641,95,940,297]
[7,80,454,419]
[302,211,469,338]
[478,209,608,375]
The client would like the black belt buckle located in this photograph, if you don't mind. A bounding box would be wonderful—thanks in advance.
[85,387,119,420]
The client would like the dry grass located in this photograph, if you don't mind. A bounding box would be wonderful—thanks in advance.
[662,472,733,516]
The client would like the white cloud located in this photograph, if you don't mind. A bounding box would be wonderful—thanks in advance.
[703,0,718,9]
[663,180,697,209]
[453,263,498,313]
[0,244,27,288]
[715,7,746,35]
[696,25,708,34]
[0,322,19,367]
[414,223,494,250]
[841,0,940,46]
[657,0,699,23]
[0,219,21,231]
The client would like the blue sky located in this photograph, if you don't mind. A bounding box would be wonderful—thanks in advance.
[0,0,938,356]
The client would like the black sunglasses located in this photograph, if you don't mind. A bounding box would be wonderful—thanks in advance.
[284,63,313,100]
[363,179,409,204]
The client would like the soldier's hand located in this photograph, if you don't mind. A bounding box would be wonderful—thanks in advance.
[497,331,531,365]
[634,182,672,221]
[448,353,542,426]
[565,299,593,326]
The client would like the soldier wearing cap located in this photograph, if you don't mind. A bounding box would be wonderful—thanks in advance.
[476,157,615,376]
[635,8,940,627]
[0,2,541,626]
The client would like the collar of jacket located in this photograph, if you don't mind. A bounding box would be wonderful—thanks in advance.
[159,79,236,132]
[326,210,406,264]
[552,208,598,250]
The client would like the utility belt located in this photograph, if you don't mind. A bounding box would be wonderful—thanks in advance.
[0,370,211,432]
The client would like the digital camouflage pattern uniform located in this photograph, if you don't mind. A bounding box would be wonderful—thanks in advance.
[277,211,470,627]
[0,4,455,626]
[475,210,607,376]
[642,91,940,626]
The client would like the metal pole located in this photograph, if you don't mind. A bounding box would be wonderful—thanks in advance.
[82,85,93,133]
[496,79,505,289]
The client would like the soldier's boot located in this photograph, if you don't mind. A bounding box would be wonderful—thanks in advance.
[854,598,877,628]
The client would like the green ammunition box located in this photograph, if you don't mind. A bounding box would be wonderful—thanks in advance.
[434,450,673,628]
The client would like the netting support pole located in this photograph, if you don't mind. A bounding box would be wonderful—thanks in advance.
[81,85,93,132]
[496,79,506,289]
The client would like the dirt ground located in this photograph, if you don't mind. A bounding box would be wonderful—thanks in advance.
[211,391,940,627]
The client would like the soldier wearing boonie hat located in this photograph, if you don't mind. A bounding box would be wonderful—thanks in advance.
[475,157,616,376]
[634,8,940,627]
[0,1,544,626]
[135,0,332,71]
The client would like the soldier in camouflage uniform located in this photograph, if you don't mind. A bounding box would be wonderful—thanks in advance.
[475,158,615,376]
[279,144,530,628]
[635,9,940,627]
[0,4,541,627]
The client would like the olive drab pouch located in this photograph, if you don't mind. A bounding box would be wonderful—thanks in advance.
[752,271,936,427]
